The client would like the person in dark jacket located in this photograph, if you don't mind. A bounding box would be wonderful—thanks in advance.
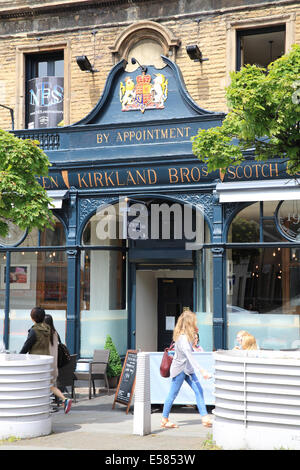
[20,307,51,355]
[20,307,72,414]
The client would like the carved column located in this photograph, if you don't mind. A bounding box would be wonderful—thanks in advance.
[66,190,78,354]
[212,192,225,350]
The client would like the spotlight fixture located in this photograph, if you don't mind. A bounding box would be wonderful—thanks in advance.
[131,57,147,73]
[186,45,208,63]
[76,55,98,73]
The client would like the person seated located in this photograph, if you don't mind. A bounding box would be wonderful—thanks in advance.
[241,334,258,350]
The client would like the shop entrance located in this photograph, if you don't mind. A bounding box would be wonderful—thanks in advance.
[135,268,194,352]
[157,278,193,351]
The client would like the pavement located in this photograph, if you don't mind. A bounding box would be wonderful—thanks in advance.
[0,388,214,452]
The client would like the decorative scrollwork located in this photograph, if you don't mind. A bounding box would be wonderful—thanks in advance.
[79,196,118,226]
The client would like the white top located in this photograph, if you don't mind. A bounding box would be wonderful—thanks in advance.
[170,334,203,378]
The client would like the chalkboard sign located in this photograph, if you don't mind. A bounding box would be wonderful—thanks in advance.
[112,350,138,414]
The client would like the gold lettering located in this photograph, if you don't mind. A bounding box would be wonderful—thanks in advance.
[42,176,50,189]
[129,131,135,141]
[170,128,176,138]
[94,172,104,187]
[185,127,191,137]
[176,127,184,138]
[148,169,157,184]
[236,166,244,179]
[180,167,191,183]
[88,172,93,187]
[135,131,142,141]
[136,170,147,185]
[202,167,208,177]
[49,176,59,188]
[147,129,154,140]
[169,168,179,183]
[78,173,89,188]
[123,131,130,142]
[105,172,115,186]
[227,167,236,180]
[96,133,109,144]
[243,165,252,179]
[116,132,123,142]
[261,164,269,178]
[191,167,201,182]
[160,129,168,139]
[126,171,136,185]
[270,163,278,177]
[253,164,260,178]
[115,171,125,186]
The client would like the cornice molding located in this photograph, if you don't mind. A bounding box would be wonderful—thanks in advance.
[0,0,151,19]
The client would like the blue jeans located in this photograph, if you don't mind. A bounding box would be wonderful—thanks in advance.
[162,371,208,418]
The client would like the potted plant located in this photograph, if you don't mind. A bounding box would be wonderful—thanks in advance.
[104,334,123,388]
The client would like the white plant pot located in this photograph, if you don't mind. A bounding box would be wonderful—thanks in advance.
[0,353,53,439]
[213,350,300,450]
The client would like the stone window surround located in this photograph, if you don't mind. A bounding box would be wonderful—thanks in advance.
[226,13,296,87]
[109,20,181,64]
[15,41,71,130]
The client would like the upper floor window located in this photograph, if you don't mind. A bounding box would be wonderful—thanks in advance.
[236,25,285,70]
[25,51,64,129]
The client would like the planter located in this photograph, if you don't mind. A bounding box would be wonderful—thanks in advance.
[213,350,300,450]
[0,353,53,439]
[108,376,120,389]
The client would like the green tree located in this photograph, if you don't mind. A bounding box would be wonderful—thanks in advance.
[0,130,55,237]
[192,44,300,174]
[104,334,122,378]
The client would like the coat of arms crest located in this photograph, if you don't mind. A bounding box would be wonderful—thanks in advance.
[120,72,168,113]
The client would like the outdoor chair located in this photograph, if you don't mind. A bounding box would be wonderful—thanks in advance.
[74,349,110,399]
[57,354,77,402]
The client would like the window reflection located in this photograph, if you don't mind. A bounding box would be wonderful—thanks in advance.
[227,201,300,350]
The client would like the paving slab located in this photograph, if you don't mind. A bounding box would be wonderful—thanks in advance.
[0,390,213,451]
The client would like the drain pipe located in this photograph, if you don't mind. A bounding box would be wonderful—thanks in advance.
[133,352,151,436]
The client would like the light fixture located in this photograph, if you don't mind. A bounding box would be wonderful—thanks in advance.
[186,45,208,63]
[131,57,147,73]
[0,104,14,130]
[76,55,98,73]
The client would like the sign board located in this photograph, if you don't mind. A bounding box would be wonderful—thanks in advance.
[27,76,64,129]
[112,350,137,414]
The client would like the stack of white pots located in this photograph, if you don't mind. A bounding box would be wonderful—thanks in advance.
[0,353,53,439]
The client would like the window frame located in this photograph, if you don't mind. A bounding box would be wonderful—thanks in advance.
[236,24,286,71]
[225,13,296,91]
[16,41,71,130]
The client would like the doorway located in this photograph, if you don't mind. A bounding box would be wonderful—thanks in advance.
[157,278,193,351]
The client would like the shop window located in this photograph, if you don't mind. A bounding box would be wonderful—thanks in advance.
[80,207,127,357]
[36,219,67,310]
[25,51,64,129]
[227,201,300,351]
[2,217,67,351]
[236,25,285,70]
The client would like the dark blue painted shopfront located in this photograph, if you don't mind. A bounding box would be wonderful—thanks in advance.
[6,56,300,356]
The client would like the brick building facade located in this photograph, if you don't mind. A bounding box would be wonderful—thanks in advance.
[0,0,300,357]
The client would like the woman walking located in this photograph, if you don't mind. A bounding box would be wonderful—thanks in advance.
[44,314,72,414]
[161,309,212,429]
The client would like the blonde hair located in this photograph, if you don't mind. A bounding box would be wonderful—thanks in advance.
[241,334,258,350]
[236,330,249,338]
[173,310,197,344]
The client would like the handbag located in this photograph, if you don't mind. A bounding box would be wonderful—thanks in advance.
[57,336,71,369]
[160,342,175,378]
